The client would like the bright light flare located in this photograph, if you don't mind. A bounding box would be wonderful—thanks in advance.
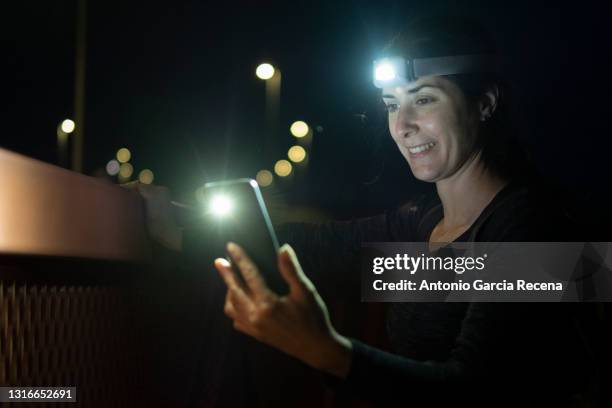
[256,63,275,80]
[290,121,309,138]
[375,62,396,81]
[209,194,234,217]
[61,119,75,134]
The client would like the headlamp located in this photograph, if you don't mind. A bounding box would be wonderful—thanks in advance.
[373,54,497,88]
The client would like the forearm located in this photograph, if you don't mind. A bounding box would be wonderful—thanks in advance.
[303,332,353,378]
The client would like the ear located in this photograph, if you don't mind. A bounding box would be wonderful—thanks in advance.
[479,84,500,122]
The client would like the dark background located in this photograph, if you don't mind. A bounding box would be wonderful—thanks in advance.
[10,0,612,220]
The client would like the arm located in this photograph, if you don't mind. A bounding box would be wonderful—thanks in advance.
[214,242,541,405]
[335,302,524,404]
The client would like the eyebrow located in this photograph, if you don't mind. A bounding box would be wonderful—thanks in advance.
[382,84,441,99]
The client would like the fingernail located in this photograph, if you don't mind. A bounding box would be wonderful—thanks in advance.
[227,242,238,253]
[280,243,293,255]
[215,258,230,267]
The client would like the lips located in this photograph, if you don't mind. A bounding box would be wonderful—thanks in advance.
[407,142,436,155]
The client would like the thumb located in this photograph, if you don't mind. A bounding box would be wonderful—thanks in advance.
[278,244,315,296]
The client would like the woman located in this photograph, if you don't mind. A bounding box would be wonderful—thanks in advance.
[138,16,589,407]
[222,17,591,405]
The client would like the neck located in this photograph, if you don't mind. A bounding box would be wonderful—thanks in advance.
[435,155,508,229]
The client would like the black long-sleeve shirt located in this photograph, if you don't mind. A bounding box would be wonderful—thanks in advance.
[275,183,589,406]
[184,183,591,407]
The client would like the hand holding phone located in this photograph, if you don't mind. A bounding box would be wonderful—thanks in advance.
[200,178,287,294]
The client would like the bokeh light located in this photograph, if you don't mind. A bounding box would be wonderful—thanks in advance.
[61,119,75,134]
[287,145,306,163]
[105,159,120,176]
[256,63,275,80]
[274,160,292,177]
[116,148,131,163]
[119,163,134,178]
[138,169,154,184]
[290,121,309,138]
[256,169,274,187]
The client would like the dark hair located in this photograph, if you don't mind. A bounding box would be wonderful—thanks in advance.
[383,15,534,182]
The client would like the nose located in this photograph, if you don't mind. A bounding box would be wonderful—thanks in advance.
[393,105,419,139]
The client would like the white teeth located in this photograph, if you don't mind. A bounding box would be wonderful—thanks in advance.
[408,142,436,154]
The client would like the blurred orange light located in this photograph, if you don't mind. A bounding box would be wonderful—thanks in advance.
[138,169,154,184]
[256,170,274,187]
[288,145,306,163]
[274,160,292,177]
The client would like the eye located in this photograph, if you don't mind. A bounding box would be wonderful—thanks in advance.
[415,96,435,106]
[384,103,399,113]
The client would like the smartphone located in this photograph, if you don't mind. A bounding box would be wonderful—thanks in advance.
[201,178,287,294]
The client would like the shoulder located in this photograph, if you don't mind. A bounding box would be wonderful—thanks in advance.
[476,182,583,241]
[387,191,441,241]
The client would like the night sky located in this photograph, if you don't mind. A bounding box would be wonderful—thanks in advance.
[11,0,612,218]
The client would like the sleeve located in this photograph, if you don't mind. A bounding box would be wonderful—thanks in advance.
[325,196,581,405]
[336,302,527,405]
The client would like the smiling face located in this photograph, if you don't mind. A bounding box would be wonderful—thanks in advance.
[383,76,481,183]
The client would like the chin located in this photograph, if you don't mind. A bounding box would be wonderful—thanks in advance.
[413,173,439,183]
[408,163,441,183]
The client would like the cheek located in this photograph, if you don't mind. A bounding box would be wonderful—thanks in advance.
[423,109,464,149]
[387,115,399,142]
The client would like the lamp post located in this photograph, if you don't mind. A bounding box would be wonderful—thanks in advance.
[72,0,87,173]
[57,119,75,168]
[256,63,281,160]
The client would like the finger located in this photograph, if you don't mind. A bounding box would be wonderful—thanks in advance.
[226,242,271,298]
[223,289,250,323]
[215,258,254,310]
[277,244,315,296]
[223,290,237,318]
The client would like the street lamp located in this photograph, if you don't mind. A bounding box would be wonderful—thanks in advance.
[61,119,75,134]
[274,159,292,177]
[256,169,274,187]
[256,62,281,161]
[256,63,275,80]
[116,148,131,163]
[57,119,75,168]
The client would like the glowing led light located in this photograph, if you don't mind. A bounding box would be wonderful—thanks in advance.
[61,119,75,134]
[290,121,309,138]
[116,148,131,163]
[287,145,306,163]
[138,169,154,184]
[256,170,273,187]
[274,159,292,177]
[106,159,120,176]
[209,194,233,217]
[375,62,396,81]
[256,63,275,80]
[119,163,134,178]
